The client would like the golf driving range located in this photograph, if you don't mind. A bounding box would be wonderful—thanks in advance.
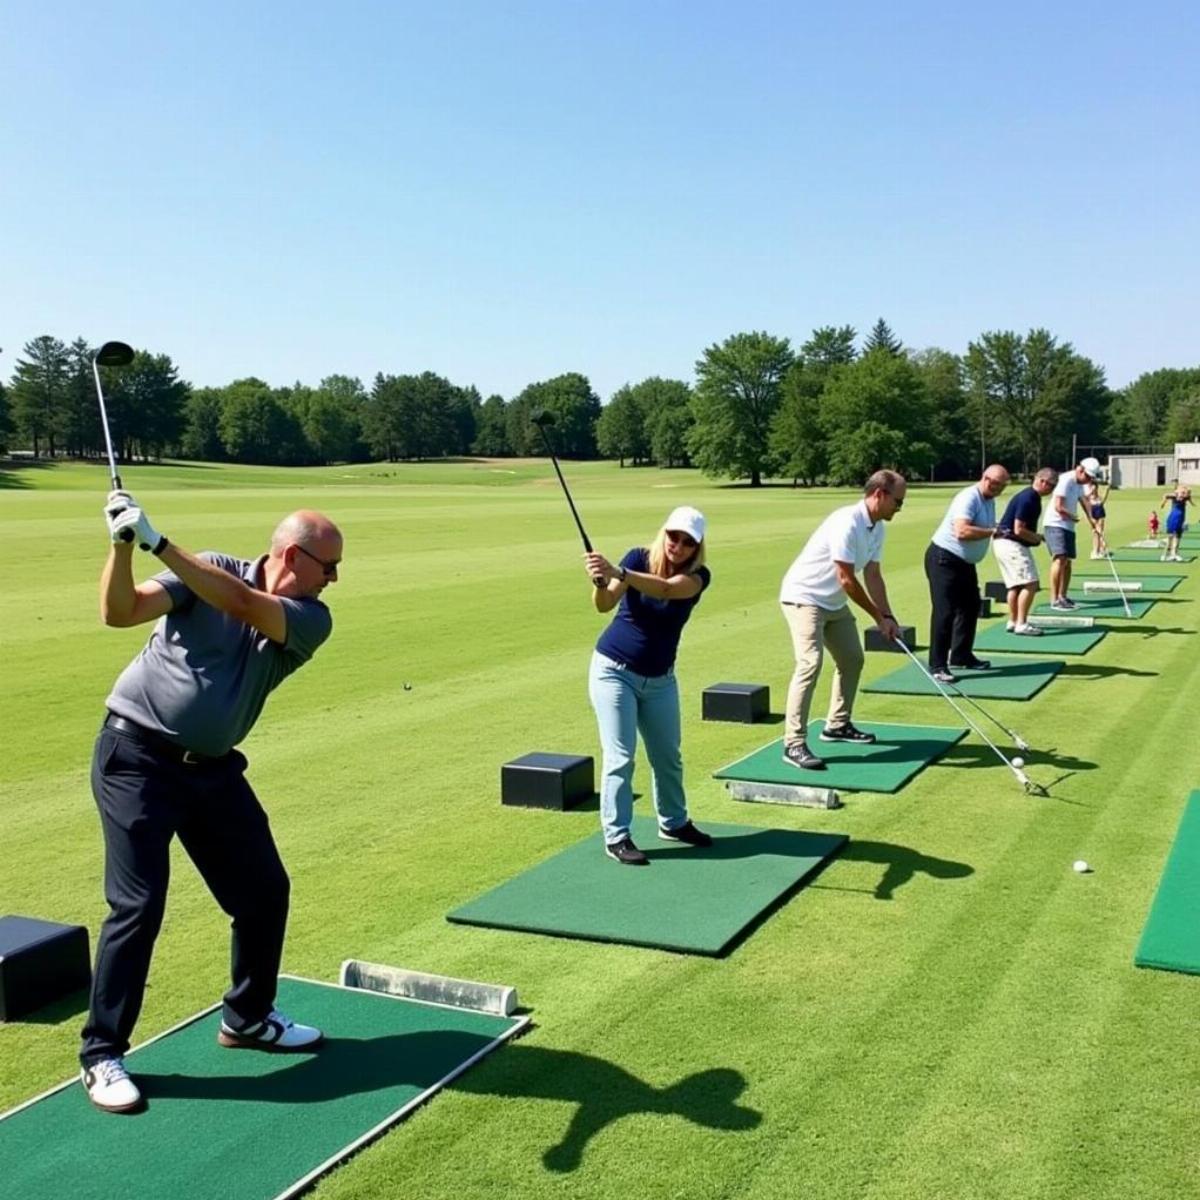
[2,461,1196,1200]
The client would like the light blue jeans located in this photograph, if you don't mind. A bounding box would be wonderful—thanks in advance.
[588,651,689,846]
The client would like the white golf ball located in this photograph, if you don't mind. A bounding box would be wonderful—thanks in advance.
[1011,756,1025,769]
[1073,860,1091,873]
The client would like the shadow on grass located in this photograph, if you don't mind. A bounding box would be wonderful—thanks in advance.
[828,840,973,900]
[139,1037,760,1172]
[1057,664,1158,680]
[0,458,58,488]
[937,742,1097,773]
[7,987,90,1024]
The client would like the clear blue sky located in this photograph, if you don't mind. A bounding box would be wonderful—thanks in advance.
[2,1,1197,399]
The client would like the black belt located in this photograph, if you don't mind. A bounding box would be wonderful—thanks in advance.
[103,713,224,766]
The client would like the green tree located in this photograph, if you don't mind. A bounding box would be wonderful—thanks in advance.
[864,318,903,356]
[689,331,794,486]
[10,335,70,456]
[769,362,829,486]
[61,339,102,459]
[0,378,12,456]
[121,352,189,461]
[508,373,601,457]
[1110,368,1200,447]
[911,347,970,480]
[472,394,510,456]
[219,378,306,464]
[802,325,857,369]
[648,402,694,467]
[596,384,648,466]
[1164,381,1200,445]
[181,388,226,461]
[302,376,364,463]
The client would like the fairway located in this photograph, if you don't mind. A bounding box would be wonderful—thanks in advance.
[2,462,1197,1200]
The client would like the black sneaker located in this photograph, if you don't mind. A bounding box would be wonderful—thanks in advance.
[820,722,877,744]
[605,837,649,865]
[931,669,958,684]
[949,658,991,671]
[782,741,826,770]
[659,820,713,847]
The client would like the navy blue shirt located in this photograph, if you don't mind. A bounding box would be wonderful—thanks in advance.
[997,487,1042,542]
[594,547,711,677]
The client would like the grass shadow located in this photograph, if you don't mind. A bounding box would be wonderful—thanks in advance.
[1057,664,1158,680]
[937,742,1097,773]
[834,840,974,900]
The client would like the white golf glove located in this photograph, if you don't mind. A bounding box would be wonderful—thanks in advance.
[109,506,168,554]
[104,491,136,543]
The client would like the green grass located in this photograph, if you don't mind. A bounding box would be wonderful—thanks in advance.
[2,459,1198,1199]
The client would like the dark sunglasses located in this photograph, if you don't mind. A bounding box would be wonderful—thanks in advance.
[888,494,905,509]
[665,529,698,549]
[294,544,341,577]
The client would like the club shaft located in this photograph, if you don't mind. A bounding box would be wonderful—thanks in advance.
[536,427,593,551]
[1100,538,1133,616]
[92,358,122,489]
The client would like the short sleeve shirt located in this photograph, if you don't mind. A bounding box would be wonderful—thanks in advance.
[997,486,1042,541]
[779,501,885,610]
[1043,475,1086,530]
[106,553,333,756]
[931,484,995,564]
[594,548,710,677]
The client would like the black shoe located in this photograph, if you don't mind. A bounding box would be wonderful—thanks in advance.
[782,741,826,770]
[931,669,958,684]
[820,722,877,744]
[659,820,713,847]
[949,658,991,671]
[605,837,649,865]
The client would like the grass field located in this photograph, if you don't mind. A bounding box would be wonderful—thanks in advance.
[2,458,1198,1199]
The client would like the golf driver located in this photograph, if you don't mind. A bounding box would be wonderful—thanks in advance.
[530,409,604,587]
[1097,535,1133,617]
[92,340,136,542]
[895,639,1046,795]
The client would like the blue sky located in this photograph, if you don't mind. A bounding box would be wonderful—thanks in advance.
[2,1,1197,399]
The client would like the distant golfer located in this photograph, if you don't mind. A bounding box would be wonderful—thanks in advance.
[1086,472,1112,559]
[80,494,341,1113]
[584,506,712,866]
[924,465,1009,682]
[1159,485,1193,562]
[1043,457,1101,609]
[778,470,905,771]
[992,468,1057,636]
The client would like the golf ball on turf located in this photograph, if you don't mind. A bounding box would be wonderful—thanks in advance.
[1011,756,1025,769]
[1073,860,1091,873]
[403,682,412,691]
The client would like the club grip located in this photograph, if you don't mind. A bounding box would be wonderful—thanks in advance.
[119,527,135,543]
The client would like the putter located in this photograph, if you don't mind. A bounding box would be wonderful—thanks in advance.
[895,639,1045,795]
[1097,536,1133,617]
[530,409,605,587]
[92,340,136,542]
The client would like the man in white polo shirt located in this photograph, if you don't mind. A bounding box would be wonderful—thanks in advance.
[1043,457,1101,609]
[779,470,905,771]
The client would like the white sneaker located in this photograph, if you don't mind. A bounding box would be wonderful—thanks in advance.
[1012,623,1043,636]
[1171,555,1185,562]
[1005,621,1016,632]
[218,1009,324,1051]
[81,1057,143,1113]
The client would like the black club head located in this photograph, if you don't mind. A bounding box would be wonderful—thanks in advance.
[530,409,556,429]
[94,341,135,367]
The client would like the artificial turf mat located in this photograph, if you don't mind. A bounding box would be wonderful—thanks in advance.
[973,623,1107,655]
[1031,596,1157,619]
[863,655,1064,699]
[0,976,526,1200]
[712,721,966,794]
[1135,792,1200,976]
[447,814,846,955]
[1107,549,1196,563]
[1073,573,1185,593]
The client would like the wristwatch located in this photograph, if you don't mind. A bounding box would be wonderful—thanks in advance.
[616,564,628,582]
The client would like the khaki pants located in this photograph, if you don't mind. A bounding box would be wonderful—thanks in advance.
[782,602,863,744]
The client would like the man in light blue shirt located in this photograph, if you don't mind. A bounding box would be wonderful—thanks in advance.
[923,465,1009,681]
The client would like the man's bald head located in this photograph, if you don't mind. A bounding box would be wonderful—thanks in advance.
[270,511,341,557]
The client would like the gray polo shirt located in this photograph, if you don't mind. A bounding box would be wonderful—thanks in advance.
[931,484,995,565]
[106,553,333,757]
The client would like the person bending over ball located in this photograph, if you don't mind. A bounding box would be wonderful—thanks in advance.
[584,506,713,866]
[992,467,1057,635]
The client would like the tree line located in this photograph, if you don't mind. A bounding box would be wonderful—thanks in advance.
[2,322,1196,484]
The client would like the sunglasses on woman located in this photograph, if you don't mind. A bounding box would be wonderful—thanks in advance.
[665,530,697,549]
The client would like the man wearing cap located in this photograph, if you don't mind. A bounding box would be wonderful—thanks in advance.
[992,467,1058,635]
[79,493,341,1114]
[779,470,905,771]
[1043,458,1102,610]
[924,465,1009,683]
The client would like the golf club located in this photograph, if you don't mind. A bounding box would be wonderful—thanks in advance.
[530,409,604,587]
[1097,535,1133,617]
[92,340,136,542]
[895,639,1046,795]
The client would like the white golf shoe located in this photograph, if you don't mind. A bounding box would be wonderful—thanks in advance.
[81,1057,143,1113]
[218,1009,324,1051]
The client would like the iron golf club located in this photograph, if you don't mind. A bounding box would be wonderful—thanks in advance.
[92,340,136,542]
[530,409,605,587]
[1097,535,1134,617]
[895,639,1046,795]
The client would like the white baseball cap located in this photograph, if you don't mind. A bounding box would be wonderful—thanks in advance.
[664,505,706,544]
[1080,456,1101,478]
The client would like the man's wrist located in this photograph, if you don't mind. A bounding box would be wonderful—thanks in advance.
[151,535,170,557]
[615,564,627,582]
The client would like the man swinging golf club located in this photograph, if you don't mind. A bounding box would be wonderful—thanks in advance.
[779,470,905,771]
[80,492,341,1113]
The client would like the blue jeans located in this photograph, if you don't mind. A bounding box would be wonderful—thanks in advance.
[588,652,689,845]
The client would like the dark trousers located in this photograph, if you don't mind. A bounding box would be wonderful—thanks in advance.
[924,543,981,671]
[80,723,290,1066]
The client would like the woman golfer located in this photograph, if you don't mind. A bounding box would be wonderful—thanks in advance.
[1160,486,1193,562]
[584,506,713,865]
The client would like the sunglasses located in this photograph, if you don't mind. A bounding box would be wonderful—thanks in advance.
[665,529,698,549]
[294,544,341,578]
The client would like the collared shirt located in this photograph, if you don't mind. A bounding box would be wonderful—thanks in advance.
[931,484,995,563]
[779,500,885,610]
[1043,475,1086,530]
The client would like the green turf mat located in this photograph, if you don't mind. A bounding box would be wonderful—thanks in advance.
[1073,573,1185,593]
[0,976,526,1200]
[863,655,1064,699]
[973,623,1106,655]
[1135,792,1200,975]
[713,721,966,793]
[1108,549,1196,562]
[1031,595,1157,619]
[447,815,845,955]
